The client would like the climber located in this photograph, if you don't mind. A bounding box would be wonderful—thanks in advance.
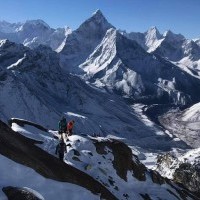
[58,116,67,135]
[67,120,75,136]
[55,136,67,161]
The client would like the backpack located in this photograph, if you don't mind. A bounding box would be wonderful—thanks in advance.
[59,118,66,131]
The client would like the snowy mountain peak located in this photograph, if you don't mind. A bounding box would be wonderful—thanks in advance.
[73,9,113,37]
[147,26,160,34]
[163,30,185,41]
[25,19,50,29]
[59,10,114,71]
[146,26,161,39]
[91,9,109,25]
[86,9,111,27]
[17,19,51,32]
[92,9,103,17]
[145,26,162,51]
[77,10,113,32]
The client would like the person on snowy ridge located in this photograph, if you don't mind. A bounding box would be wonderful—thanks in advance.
[55,136,67,161]
[67,120,75,136]
[58,116,67,135]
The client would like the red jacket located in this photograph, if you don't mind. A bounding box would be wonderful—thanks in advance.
[67,121,74,130]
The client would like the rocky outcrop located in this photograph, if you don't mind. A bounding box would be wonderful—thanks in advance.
[174,162,200,195]
[2,186,44,200]
[155,152,200,196]
[93,139,146,181]
[92,138,199,199]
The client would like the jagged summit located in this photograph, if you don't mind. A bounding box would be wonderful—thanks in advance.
[59,10,114,71]
[145,26,162,51]
[92,9,103,17]
[146,26,161,38]
[105,27,118,38]
[18,19,51,32]
[147,26,160,33]
[163,30,185,41]
[79,9,113,30]
[24,19,50,29]
[90,9,109,25]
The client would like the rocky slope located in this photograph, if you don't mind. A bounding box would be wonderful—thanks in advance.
[155,148,200,195]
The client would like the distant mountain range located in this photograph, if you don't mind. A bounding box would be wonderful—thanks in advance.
[0,19,71,50]
[1,10,200,124]
[122,27,200,77]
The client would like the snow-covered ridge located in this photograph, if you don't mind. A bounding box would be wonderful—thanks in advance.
[4,119,198,200]
[0,120,110,200]
[22,19,50,29]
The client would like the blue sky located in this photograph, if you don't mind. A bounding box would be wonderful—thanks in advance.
[0,0,199,39]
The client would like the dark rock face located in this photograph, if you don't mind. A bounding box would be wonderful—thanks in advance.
[93,139,146,182]
[0,120,118,200]
[155,152,200,198]
[174,163,200,194]
[150,170,165,185]
[2,186,43,200]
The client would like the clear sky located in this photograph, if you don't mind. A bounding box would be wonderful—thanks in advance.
[0,0,199,39]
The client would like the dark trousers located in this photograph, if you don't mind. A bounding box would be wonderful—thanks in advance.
[59,153,64,161]
[68,129,73,136]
